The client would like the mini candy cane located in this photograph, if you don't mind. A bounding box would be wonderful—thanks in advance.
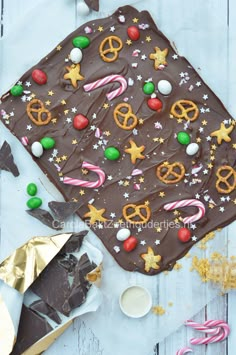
[176,347,193,355]
[21,136,29,146]
[185,320,221,335]
[63,161,106,188]
[163,199,205,224]
[185,320,230,345]
[83,74,127,101]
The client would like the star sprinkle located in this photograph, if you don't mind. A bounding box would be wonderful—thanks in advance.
[98,26,104,32]
[132,17,139,23]
[146,36,152,42]
[210,123,234,145]
[48,90,54,96]
[84,204,108,225]
[126,39,132,46]
[149,47,168,70]
[63,64,84,88]
[141,247,162,272]
[125,139,145,164]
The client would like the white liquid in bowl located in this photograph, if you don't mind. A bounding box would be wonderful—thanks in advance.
[120,286,152,318]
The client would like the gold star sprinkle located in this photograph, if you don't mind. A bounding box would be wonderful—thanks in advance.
[104,131,111,136]
[146,36,152,42]
[63,64,84,88]
[144,200,150,206]
[133,17,139,23]
[84,204,108,225]
[211,144,217,150]
[51,118,57,124]
[177,118,183,124]
[61,155,67,161]
[79,189,85,196]
[31,93,36,99]
[123,180,130,187]
[159,191,165,197]
[72,139,78,145]
[61,99,67,105]
[232,199,236,204]
[56,45,62,51]
[82,169,88,175]
[202,120,208,126]
[156,227,162,233]
[233,143,236,149]
[72,198,78,202]
[208,163,213,169]
[173,210,179,216]
[149,47,168,70]
[153,138,159,142]
[139,177,145,183]
[55,157,61,163]
[126,39,132,46]
[210,123,234,145]
[209,203,215,209]
[141,247,162,273]
[139,118,144,124]
[125,139,145,164]
[196,137,202,143]
[48,90,54,96]
[45,100,51,106]
[103,103,109,109]
[159,138,164,144]
[98,26,104,32]
[210,156,215,161]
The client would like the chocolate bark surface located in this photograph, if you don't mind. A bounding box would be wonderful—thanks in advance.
[11,304,53,355]
[0,6,235,275]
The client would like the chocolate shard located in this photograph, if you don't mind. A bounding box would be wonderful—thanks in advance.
[59,230,88,254]
[31,257,72,316]
[11,304,53,355]
[0,141,19,177]
[29,300,62,324]
[77,253,97,279]
[84,0,99,11]
[26,208,63,230]
[58,254,78,274]
[48,201,81,221]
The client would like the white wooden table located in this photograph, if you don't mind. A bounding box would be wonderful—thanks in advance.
[0,1,236,354]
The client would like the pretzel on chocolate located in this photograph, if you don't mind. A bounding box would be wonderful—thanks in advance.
[123,203,151,224]
[99,36,123,63]
[171,100,199,122]
[27,99,52,126]
[113,103,138,130]
[156,162,185,184]
[216,165,236,194]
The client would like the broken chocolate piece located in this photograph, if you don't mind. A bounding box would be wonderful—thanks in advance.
[77,253,97,279]
[29,300,62,324]
[11,304,53,355]
[59,230,88,253]
[48,201,81,221]
[84,0,99,11]
[26,208,63,230]
[0,141,19,177]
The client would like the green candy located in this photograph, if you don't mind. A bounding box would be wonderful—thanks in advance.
[104,147,120,161]
[10,85,23,97]
[143,82,155,95]
[27,197,42,209]
[27,183,38,196]
[40,137,56,150]
[177,131,191,145]
[72,36,90,49]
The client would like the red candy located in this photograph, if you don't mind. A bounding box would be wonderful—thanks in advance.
[127,26,140,41]
[73,114,89,130]
[32,69,47,85]
[178,228,191,243]
[148,98,163,111]
[123,236,138,252]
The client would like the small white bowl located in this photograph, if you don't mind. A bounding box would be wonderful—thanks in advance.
[119,285,152,318]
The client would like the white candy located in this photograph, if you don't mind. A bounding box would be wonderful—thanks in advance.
[77,2,90,17]
[31,142,43,158]
[157,80,172,95]
[186,143,200,156]
[116,228,131,241]
[70,48,83,64]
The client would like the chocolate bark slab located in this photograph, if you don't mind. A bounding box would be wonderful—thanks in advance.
[0,6,235,275]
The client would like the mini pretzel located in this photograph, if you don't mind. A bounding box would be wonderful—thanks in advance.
[216,165,236,194]
[156,162,185,184]
[27,99,52,126]
[113,103,138,130]
[123,204,151,224]
[171,100,199,122]
[99,36,123,63]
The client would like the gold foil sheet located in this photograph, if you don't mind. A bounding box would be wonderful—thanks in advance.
[0,233,73,294]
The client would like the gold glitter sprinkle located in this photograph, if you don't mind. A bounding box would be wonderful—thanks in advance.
[152,306,166,316]
[64,109,69,115]
[174,263,182,271]
[123,180,130,187]
[153,138,159,142]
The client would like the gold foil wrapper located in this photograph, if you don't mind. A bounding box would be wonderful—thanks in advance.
[86,263,102,287]
[0,233,73,294]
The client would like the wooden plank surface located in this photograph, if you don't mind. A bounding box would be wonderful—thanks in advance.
[0,1,235,355]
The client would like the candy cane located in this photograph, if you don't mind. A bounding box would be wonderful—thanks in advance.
[83,74,127,101]
[185,320,230,345]
[176,347,193,355]
[63,161,106,188]
[185,320,221,335]
[163,199,205,224]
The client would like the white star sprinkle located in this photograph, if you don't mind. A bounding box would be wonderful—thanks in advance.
[179,72,185,78]
[92,113,97,119]
[26,125,32,131]
[219,207,225,213]
[25,81,31,87]
[190,224,197,230]
[196,81,202,87]
[110,212,116,218]
[141,54,147,61]
[172,54,178,60]
[140,240,146,246]
[155,240,160,245]
[98,223,103,229]
[113,246,120,253]
[123,192,129,198]
[206,136,212,141]
[203,94,208,100]
[220,197,226,202]
[200,107,206,114]
[66,117,72,123]
[71,107,77,113]
[133,128,138,135]
[110,26,116,32]
[205,108,210,113]
[192,236,198,242]
[90,125,96,131]
[48,157,54,162]
[199,127,204,133]
[203,169,209,175]
[195,193,200,199]
[137,75,143,81]
[93,144,99,150]
[107,175,113,181]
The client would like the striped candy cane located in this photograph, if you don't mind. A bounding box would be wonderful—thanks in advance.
[176,347,193,355]
[83,74,128,101]
[63,161,106,188]
[163,199,205,224]
[185,320,230,345]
